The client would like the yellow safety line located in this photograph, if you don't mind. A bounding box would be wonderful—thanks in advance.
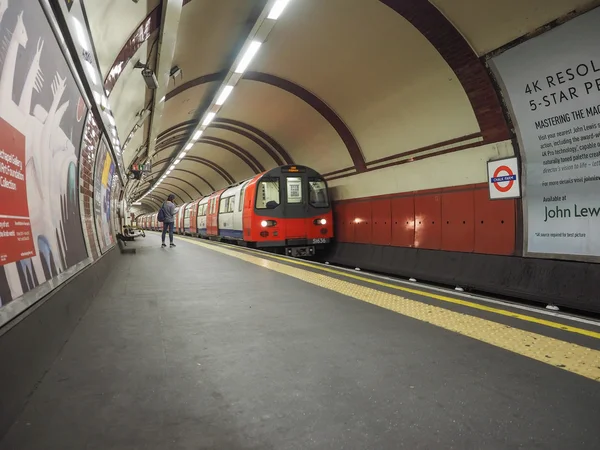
[178,236,600,381]
[212,242,600,340]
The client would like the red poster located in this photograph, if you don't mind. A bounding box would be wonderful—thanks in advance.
[0,118,36,265]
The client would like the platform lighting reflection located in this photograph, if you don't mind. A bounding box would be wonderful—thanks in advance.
[234,40,261,74]
[202,112,216,126]
[268,0,291,20]
[216,86,234,105]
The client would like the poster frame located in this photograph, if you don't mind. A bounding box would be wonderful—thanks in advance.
[0,0,96,330]
[487,8,600,264]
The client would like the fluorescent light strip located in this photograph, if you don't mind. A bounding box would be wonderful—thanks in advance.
[268,0,291,20]
[193,131,202,141]
[234,40,261,74]
[84,60,97,85]
[202,112,216,126]
[174,159,181,165]
[185,143,193,150]
[181,152,187,158]
[72,17,90,51]
[216,85,234,106]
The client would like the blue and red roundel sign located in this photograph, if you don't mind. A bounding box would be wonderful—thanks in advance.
[488,157,521,199]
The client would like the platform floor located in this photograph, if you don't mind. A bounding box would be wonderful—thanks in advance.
[1,233,600,449]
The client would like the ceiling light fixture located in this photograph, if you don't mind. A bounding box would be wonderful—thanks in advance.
[193,131,202,141]
[202,112,216,126]
[234,40,261,74]
[268,0,291,20]
[72,17,90,51]
[216,85,234,105]
[185,143,193,151]
[84,61,97,85]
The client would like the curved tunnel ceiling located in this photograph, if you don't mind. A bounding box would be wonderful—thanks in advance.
[85,0,596,210]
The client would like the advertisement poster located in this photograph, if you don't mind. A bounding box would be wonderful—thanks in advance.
[93,138,115,253]
[0,120,35,265]
[490,7,600,261]
[0,0,89,310]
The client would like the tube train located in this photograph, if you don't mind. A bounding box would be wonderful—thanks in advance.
[137,165,334,257]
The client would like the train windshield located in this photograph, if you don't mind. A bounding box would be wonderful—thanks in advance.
[286,177,303,204]
[309,178,329,208]
[256,177,280,209]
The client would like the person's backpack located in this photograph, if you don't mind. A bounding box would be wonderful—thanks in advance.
[157,205,166,223]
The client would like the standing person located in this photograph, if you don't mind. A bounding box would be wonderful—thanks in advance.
[160,194,177,248]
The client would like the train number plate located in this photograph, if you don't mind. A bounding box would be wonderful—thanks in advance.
[311,238,329,244]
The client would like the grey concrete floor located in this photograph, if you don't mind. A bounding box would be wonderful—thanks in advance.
[1,234,599,450]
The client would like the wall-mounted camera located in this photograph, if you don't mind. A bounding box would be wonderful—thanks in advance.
[134,61,158,89]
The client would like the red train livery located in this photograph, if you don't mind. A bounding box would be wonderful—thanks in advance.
[138,165,333,257]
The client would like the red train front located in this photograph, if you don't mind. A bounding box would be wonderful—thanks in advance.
[243,165,333,256]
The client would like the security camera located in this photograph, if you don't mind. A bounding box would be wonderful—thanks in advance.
[141,68,158,89]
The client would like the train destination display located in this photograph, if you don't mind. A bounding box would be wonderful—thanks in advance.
[490,7,600,260]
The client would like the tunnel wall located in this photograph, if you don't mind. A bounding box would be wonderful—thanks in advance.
[0,0,124,436]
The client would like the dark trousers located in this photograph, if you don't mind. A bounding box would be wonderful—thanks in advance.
[162,221,174,244]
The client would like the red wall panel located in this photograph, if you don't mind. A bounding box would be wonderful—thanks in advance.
[441,188,475,252]
[351,202,372,244]
[333,203,347,242]
[414,193,442,249]
[371,199,392,246]
[333,183,517,256]
[474,188,516,255]
[391,196,415,247]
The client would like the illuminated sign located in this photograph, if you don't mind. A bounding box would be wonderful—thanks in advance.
[281,165,306,173]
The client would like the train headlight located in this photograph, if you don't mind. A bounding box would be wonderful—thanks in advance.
[261,220,268,227]
[313,218,327,225]
[260,220,277,227]
[320,218,327,225]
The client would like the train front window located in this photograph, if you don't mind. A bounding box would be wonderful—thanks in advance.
[286,177,303,204]
[256,178,280,209]
[309,179,329,208]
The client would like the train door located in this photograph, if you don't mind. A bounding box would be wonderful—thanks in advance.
[189,200,199,236]
[207,191,224,237]
[233,181,249,233]
[183,204,191,234]
[197,198,208,237]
